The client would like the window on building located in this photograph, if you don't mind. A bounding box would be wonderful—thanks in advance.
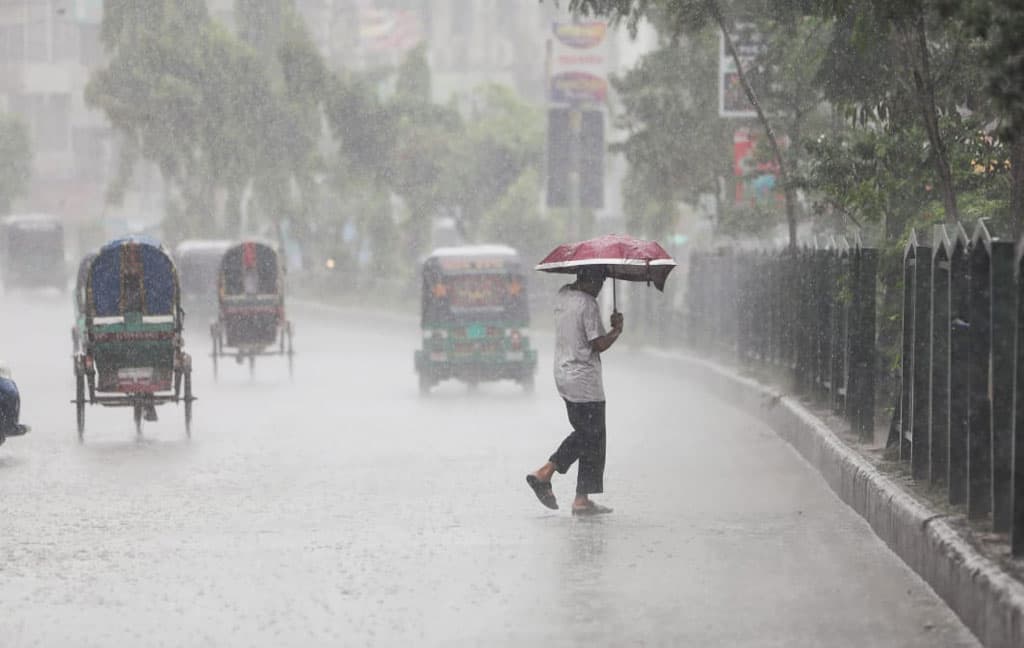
[79,24,101,67]
[12,94,71,153]
[0,23,26,62]
[52,19,79,62]
[25,4,50,61]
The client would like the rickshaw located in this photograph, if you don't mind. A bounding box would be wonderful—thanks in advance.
[175,239,233,317]
[0,214,65,291]
[72,237,195,439]
[210,240,294,379]
[414,245,537,394]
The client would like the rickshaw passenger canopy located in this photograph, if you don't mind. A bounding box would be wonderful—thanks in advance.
[220,241,280,296]
[90,237,177,316]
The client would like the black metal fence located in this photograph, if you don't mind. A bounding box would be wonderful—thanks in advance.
[900,222,1024,555]
[686,238,878,440]
[686,223,1024,557]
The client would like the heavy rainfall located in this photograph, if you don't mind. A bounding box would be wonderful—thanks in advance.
[2,0,1024,646]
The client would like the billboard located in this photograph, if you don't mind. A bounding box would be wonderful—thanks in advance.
[548,21,609,106]
[719,23,766,118]
[546,108,604,209]
[733,128,785,204]
[359,8,422,55]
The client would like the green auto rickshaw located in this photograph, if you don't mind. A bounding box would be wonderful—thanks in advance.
[415,245,538,394]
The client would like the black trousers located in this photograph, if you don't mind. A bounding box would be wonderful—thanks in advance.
[549,400,606,495]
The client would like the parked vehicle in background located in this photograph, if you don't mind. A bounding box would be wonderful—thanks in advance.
[415,245,537,394]
[175,239,233,318]
[0,214,65,292]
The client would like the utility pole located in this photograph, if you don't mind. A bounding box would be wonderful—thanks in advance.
[568,107,582,239]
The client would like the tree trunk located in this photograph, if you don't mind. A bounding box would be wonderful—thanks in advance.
[706,0,798,250]
[905,8,959,224]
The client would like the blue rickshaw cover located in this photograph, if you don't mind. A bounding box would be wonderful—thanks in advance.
[90,237,178,317]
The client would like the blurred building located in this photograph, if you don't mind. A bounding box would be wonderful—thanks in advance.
[287,0,562,105]
[0,0,110,240]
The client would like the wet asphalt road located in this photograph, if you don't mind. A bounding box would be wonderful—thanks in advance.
[0,294,979,647]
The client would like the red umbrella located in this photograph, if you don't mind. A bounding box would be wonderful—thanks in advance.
[535,234,677,310]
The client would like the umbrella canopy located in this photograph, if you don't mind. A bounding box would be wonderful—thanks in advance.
[535,234,677,291]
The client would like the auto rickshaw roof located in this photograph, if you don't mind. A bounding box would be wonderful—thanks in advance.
[175,239,234,255]
[2,213,63,230]
[424,245,523,272]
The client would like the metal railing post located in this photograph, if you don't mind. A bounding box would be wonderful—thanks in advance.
[930,227,951,486]
[949,230,971,505]
[968,226,993,520]
[990,239,1016,532]
[1012,242,1024,556]
[849,243,877,441]
[912,240,933,481]
[900,233,919,462]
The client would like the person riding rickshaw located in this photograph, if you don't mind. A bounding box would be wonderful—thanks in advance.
[210,240,294,379]
[72,237,194,440]
[415,245,537,394]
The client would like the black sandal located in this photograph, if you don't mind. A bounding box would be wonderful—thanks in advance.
[526,474,558,510]
[572,502,613,516]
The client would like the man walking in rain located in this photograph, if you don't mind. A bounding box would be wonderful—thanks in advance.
[526,266,623,515]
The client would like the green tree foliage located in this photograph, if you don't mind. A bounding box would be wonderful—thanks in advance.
[611,29,732,238]
[568,0,806,246]
[0,113,31,214]
[479,168,559,264]
[321,48,545,274]
[447,85,544,239]
[87,0,327,247]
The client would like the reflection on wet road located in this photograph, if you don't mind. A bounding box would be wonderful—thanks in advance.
[0,294,978,646]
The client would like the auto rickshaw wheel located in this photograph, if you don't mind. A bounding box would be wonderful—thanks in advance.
[184,370,193,438]
[248,354,255,377]
[210,324,220,381]
[75,369,86,441]
[418,372,432,396]
[133,404,143,437]
[285,322,294,380]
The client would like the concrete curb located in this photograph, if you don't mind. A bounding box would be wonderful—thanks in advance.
[647,349,1024,648]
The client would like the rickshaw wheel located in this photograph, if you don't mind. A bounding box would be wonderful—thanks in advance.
[418,372,431,396]
[133,404,143,437]
[248,354,255,377]
[184,370,193,438]
[75,370,86,441]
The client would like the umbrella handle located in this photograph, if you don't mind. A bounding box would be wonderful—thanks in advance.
[612,277,618,314]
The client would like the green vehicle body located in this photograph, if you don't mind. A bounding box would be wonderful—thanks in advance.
[414,246,538,393]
